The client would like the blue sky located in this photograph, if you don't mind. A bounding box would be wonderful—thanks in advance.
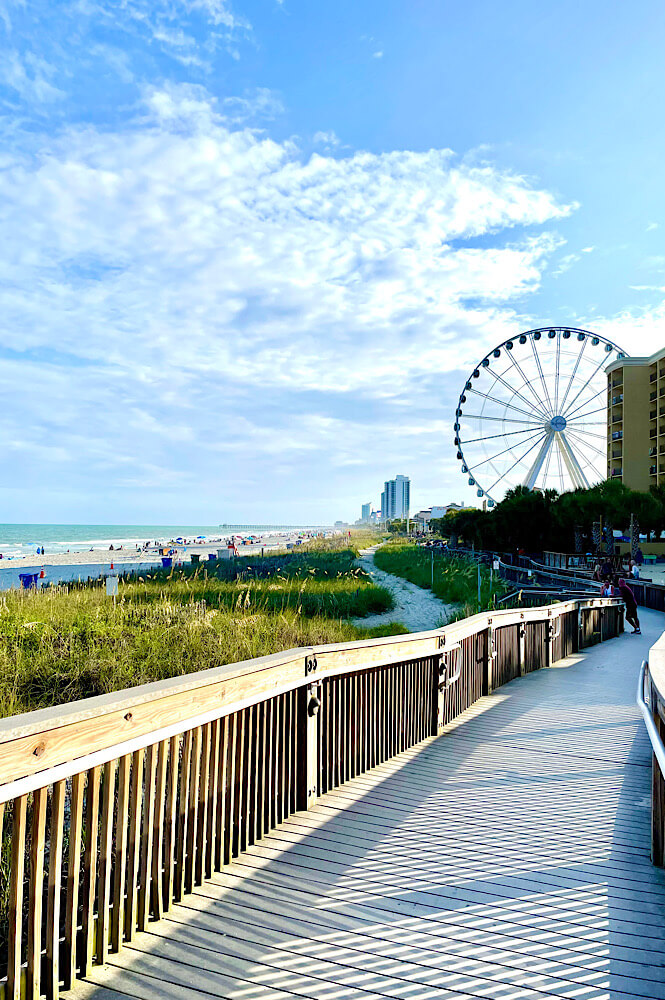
[1,0,664,522]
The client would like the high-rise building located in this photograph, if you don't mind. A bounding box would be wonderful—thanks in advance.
[361,502,372,521]
[381,476,410,519]
[606,348,665,492]
[384,480,396,518]
[395,475,410,519]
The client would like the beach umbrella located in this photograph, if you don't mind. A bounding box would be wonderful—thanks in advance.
[197,535,206,539]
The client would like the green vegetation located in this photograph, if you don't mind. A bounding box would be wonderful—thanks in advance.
[374,542,504,617]
[0,545,397,720]
[437,480,665,554]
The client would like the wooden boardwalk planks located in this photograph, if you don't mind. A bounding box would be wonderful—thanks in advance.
[74,607,665,1000]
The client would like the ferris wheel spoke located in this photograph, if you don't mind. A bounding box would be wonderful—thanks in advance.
[566,428,608,443]
[565,427,608,462]
[462,426,545,446]
[465,387,542,422]
[465,434,544,472]
[561,352,609,420]
[484,366,551,420]
[503,350,552,418]
[566,404,608,424]
[558,337,588,414]
[485,430,549,494]
[563,437,607,481]
[565,383,610,422]
[563,425,606,457]
[462,413,545,427]
[462,413,543,430]
[554,332,561,413]
[530,337,555,416]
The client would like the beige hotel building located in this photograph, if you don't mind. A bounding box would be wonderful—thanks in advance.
[607,346,665,492]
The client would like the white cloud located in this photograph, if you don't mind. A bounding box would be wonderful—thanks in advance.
[647,222,659,232]
[552,252,580,277]
[590,303,665,357]
[222,87,284,121]
[313,130,340,147]
[0,86,574,516]
[0,50,64,104]
[76,0,249,65]
[372,50,383,59]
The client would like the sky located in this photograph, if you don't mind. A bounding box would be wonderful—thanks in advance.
[1,0,665,523]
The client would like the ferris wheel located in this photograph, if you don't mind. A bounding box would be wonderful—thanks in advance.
[454,327,627,505]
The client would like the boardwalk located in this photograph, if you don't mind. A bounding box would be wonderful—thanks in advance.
[74,608,664,1000]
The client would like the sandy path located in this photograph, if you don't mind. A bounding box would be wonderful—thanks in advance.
[353,545,455,632]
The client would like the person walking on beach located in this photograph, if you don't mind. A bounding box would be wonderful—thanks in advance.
[615,576,641,634]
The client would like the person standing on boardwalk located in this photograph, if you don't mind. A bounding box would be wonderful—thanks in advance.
[615,576,641,634]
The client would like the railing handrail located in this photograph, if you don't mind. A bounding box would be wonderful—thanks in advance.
[0,596,622,796]
[497,589,600,605]
[637,660,665,777]
[498,557,598,589]
[529,554,665,591]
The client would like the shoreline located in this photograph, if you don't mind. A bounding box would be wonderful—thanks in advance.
[0,532,331,591]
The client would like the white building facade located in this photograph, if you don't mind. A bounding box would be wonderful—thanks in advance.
[381,476,410,520]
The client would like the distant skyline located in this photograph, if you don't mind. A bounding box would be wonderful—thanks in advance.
[1,1,665,522]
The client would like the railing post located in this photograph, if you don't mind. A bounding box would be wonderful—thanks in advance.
[518,617,526,676]
[298,654,321,811]
[546,611,554,667]
[432,640,444,736]
[484,623,494,695]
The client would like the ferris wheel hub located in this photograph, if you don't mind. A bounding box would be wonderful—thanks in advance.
[549,415,567,432]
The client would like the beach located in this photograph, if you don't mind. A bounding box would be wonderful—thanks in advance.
[0,526,333,590]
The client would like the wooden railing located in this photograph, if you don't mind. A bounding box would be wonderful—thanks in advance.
[0,597,624,1000]
[641,635,665,867]
[503,552,665,612]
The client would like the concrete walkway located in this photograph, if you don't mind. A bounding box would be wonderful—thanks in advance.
[353,545,455,632]
[75,607,665,1000]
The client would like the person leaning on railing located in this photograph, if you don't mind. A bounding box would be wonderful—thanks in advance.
[614,575,641,635]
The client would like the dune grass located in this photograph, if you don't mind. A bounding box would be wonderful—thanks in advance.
[0,546,396,720]
[374,542,505,616]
